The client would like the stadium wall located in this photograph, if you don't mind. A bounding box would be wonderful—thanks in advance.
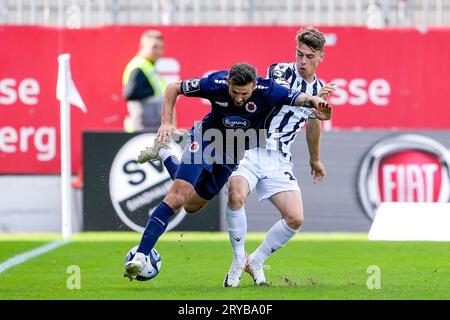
[245,130,450,232]
[2,130,449,232]
[1,26,450,174]
[1,26,449,232]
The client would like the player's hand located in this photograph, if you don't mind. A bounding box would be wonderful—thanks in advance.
[308,96,332,120]
[318,82,336,100]
[156,123,175,143]
[314,102,332,121]
[310,159,326,183]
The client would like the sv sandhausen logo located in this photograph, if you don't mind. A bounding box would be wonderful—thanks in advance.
[222,116,250,128]
[109,133,185,232]
[357,134,450,220]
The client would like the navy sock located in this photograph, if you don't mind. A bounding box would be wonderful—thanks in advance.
[163,156,179,180]
[137,202,174,255]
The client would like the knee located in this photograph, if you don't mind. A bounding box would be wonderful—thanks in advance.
[164,194,185,211]
[227,189,246,210]
[284,214,304,230]
[164,188,190,211]
[227,177,249,210]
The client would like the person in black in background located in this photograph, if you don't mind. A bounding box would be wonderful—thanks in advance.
[122,30,175,132]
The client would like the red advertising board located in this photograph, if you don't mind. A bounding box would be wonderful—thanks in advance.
[1,26,449,174]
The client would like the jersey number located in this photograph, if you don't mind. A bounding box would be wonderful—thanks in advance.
[284,171,296,181]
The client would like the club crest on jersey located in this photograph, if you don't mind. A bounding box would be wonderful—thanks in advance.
[222,117,250,128]
[245,102,257,113]
[189,141,200,153]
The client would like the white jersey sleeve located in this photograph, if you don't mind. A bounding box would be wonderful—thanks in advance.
[265,62,325,160]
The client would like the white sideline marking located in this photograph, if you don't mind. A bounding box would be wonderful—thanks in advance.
[0,239,69,274]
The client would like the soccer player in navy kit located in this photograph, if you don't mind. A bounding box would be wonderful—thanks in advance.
[124,62,331,281]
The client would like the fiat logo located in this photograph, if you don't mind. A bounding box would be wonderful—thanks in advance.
[357,134,450,220]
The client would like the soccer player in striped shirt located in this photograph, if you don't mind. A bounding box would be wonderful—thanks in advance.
[224,27,336,287]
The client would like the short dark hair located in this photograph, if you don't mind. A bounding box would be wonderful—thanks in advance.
[228,63,257,86]
[296,27,326,51]
[140,29,164,46]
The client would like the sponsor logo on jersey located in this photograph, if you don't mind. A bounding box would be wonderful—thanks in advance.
[222,117,251,128]
[215,101,229,107]
[297,106,314,118]
[358,134,450,220]
[245,102,257,113]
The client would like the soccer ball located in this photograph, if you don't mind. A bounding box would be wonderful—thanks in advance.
[124,246,162,281]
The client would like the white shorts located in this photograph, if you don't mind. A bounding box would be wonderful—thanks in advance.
[230,148,300,201]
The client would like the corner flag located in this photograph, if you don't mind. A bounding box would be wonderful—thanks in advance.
[56,53,86,239]
[57,53,86,113]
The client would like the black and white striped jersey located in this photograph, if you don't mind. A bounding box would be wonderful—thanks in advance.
[265,62,324,161]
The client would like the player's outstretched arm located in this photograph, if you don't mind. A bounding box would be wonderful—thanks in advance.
[305,82,334,182]
[306,119,326,183]
[157,81,182,143]
[294,93,332,121]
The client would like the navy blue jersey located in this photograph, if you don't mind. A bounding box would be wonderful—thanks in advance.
[181,71,300,132]
[179,71,301,168]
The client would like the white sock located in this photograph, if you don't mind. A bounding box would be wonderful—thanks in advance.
[226,205,247,264]
[251,219,299,265]
[158,147,173,162]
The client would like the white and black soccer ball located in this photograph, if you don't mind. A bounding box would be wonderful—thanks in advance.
[124,246,162,281]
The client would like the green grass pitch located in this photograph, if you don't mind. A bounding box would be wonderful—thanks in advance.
[0,232,448,300]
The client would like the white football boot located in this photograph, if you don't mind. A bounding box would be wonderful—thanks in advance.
[137,139,171,164]
[223,258,246,288]
[245,254,269,286]
[124,252,146,281]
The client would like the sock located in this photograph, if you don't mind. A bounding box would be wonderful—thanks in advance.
[163,156,179,180]
[158,147,173,161]
[251,219,299,265]
[137,201,174,255]
[226,205,247,264]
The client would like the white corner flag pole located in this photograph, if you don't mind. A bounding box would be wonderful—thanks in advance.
[56,54,87,240]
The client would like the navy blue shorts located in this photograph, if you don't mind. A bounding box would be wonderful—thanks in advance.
[175,162,236,200]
